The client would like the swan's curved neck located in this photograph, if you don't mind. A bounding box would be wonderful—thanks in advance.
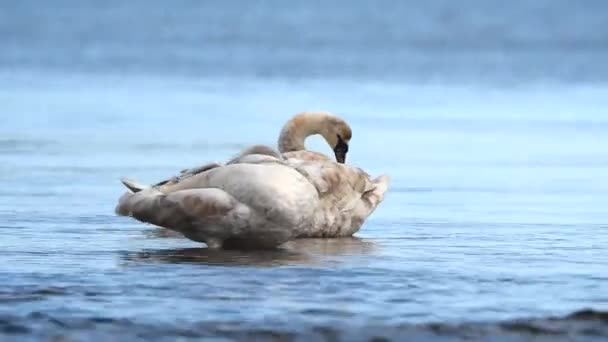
[278,112,328,152]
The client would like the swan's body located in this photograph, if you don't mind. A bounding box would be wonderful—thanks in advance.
[115,112,389,249]
[116,153,388,248]
[117,158,319,249]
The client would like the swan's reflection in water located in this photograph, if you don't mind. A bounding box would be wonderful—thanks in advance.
[125,234,377,266]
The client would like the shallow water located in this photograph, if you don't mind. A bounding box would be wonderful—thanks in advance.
[2,1,608,341]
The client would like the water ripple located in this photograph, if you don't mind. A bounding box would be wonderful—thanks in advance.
[0,309,605,341]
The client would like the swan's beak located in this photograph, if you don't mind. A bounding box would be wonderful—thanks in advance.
[333,139,349,164]
[334,150,346,163]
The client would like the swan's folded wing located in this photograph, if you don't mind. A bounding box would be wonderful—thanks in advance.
[115,187,247,240]
[349,166,377,194]
[334,165,380,211]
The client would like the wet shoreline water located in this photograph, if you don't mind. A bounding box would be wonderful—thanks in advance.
[2,73,607,339]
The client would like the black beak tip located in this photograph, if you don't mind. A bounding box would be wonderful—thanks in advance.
[334,135,349,164]
[334,152,346,164]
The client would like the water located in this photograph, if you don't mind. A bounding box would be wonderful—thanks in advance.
[1,1,608,341]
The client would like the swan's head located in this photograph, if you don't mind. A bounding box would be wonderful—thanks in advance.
[278,111,353,163]
[320,116,352,164]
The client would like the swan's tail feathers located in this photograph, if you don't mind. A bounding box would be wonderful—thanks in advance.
[120,177,149,193]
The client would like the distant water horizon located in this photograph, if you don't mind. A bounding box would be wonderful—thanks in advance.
[2,0,608,85]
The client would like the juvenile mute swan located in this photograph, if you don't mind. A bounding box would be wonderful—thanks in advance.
[115,151,389,248]
[115,111,390,249]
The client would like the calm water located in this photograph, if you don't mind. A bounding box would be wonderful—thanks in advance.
[1,1,608,341]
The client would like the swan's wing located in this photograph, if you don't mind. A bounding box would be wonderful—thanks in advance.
[287,160,385,239]
[117,162,316,248]
[291,160,375,196]
[313,164,390,231]
[332,164,382,211]
[294,159,389,214]
[286,160,374,214]
[116,188,234,225]
[115,187,252,247]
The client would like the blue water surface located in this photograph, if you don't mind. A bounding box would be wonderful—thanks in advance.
[1,1,607,340]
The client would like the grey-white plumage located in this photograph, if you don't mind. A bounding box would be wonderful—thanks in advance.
[115,112,390,249]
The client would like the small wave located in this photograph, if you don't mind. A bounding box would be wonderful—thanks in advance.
[0,287,68,304]
[0,309,606,341]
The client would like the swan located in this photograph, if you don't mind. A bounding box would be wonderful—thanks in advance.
[114,112,389,249]
[115,151,389,248]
